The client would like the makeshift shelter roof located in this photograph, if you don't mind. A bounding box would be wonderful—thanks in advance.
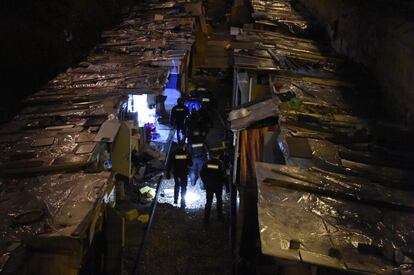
[256,162,414,274]
[232,1,414,274]
[0,0,199,272]
[229,98,279,130]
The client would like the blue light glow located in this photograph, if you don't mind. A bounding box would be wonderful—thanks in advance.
[185,99,201,113]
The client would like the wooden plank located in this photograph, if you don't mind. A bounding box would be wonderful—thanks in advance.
[230,98,278,130]
[199,15,208,34]
[94,120,120,143]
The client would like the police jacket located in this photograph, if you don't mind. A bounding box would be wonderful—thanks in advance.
[185,113,203,137]
[170,105,189,126]
[188,141,209,160]
[199,90,215,109]
[200,159,229,191]
[167,147,192,176]
[198,107,213,129]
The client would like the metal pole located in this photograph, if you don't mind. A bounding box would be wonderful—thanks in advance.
[132,133,174,275]
[131,175,163,275]
[248,76,253,103]
[233,67,238,108]
[230,130,240,274]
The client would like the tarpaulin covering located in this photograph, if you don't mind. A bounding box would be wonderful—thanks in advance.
[230,0,414,273]
[0,0,199,273]
[251,0,316,36]
[256,162,414,274]
[230,98,279,130]
[0,172,110,245]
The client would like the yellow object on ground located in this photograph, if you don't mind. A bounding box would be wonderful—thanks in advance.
[125,209,139,221]
[137,214,150,224]
[139,186,156,199]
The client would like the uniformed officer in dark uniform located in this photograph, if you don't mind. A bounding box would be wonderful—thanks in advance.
[170,98,189,142]
[198,103,213,136]
[188,139,209,187]
[200,157,229,225]
[193,88,214,137]
[185,108,205,142]
[197,87,215,111]
[166,142,192,208]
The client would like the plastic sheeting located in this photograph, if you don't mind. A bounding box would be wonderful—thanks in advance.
[0,0,199,175]
[0,172,110,248]
[0,123,98,176]
[0,1,199,273]
[251,0,316,36]
[230,0,414,273]
[43,65,169,93]
[272,76,351,110]
[277,134,343,170]
[230,98,279,130]
[256,162,414,274]
[257,162,414,213]
[233,52,279,70]
[277,132,414,189]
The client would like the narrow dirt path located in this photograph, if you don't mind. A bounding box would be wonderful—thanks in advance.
[138,73,233,275]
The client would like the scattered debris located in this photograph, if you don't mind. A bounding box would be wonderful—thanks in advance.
[137,214,150,224]
[139,186,156,200]
[125,209,140,221]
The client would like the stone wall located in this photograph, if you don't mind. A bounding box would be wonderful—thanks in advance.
[0,0,132,122]
[299,0,414,124]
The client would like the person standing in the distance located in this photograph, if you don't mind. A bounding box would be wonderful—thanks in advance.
[196,88,215,138]
[166,141,193,208]
[185,108,204,142]
[197,87,215,111]
[170,98,189,142]
[200,156,229,225]
[198,102,213,137]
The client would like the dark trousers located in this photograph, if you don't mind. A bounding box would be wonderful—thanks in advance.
[174,174,187,205]
[205,186,223,222]
[190,158,205,186]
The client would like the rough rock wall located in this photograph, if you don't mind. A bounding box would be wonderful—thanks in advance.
[299,0,414,124]
[0,0,132,122]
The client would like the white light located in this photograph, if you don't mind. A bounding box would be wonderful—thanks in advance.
[185,191,200,203]
[128,94,156,127]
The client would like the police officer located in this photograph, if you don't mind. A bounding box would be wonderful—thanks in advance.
[200,157,229,225]
[195,88,214,137]
[197,87,215,111]
[166,142,192,208]
[198,103,213,136]
[170,98,189,142]
[188,138,209,187]
[185,108,205,142]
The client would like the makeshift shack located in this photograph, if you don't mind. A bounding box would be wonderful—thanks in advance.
[0,0,201,274]
[229,0,414,274]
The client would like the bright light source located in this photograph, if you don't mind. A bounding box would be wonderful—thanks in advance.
[127,94,156,127]
[185,191,200,203]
